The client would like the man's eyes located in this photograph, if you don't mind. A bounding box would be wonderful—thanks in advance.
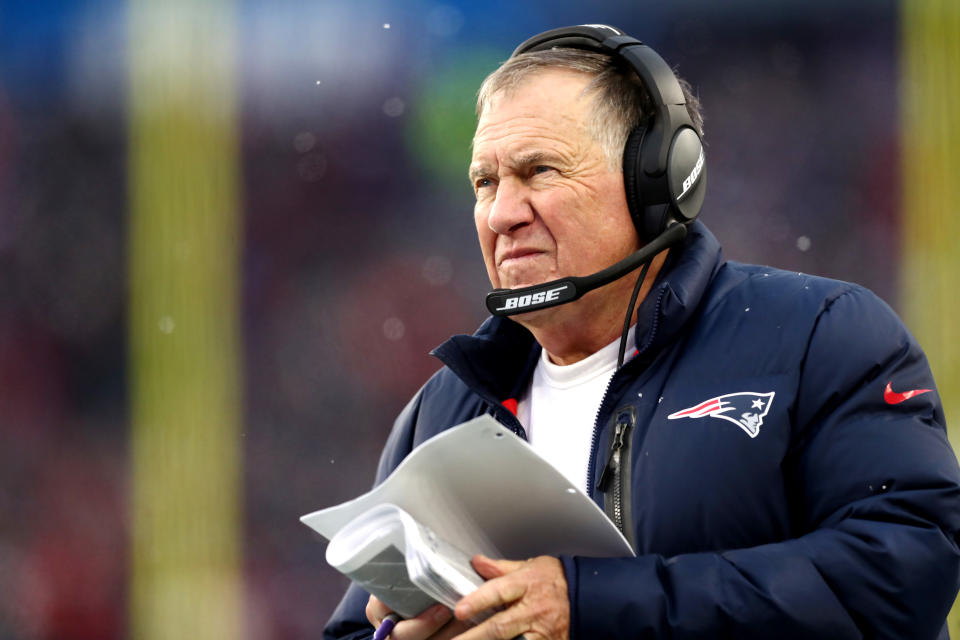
[473,166,555,192]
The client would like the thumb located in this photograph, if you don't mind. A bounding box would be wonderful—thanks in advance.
[471,554,524,579]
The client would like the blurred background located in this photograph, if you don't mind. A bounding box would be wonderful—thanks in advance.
[0,0,957,638]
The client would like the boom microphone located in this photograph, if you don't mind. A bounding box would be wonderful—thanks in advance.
[485,222,688,316]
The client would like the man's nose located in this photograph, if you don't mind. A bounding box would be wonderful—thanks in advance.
[487,178,534,234]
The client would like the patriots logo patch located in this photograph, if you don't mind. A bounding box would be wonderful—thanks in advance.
[668,392,776,438]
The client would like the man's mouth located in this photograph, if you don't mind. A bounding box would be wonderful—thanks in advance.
[498,248,544,266]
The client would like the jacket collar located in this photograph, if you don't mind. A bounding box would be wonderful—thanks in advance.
[432,221,724,401]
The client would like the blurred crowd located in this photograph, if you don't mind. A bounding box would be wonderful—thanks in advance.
[0,1,899,638]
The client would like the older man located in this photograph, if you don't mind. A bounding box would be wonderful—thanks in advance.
[325,25,960,640]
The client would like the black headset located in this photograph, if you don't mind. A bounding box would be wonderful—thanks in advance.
[512,24,706,243]
[485,24,706,318]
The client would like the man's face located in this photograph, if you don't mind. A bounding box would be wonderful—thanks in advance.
[470,69,639,294]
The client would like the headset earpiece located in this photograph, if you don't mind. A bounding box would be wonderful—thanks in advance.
[663,126,706,225]
[621,125,647,235]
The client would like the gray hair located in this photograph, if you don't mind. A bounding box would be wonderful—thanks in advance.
[476,48,704,169]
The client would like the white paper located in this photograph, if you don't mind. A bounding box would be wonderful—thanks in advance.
[301,414,633,561]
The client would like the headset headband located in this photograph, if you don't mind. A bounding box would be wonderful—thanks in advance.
[513,25,686,109]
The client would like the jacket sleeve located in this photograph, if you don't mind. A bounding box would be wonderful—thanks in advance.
[561,287,960,639]
[323,390,425,640]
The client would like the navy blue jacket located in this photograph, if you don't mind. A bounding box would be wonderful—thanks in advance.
[325,222,960,639]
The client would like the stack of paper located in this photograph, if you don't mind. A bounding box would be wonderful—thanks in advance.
[302,414,634,618]
[325,503,483,618]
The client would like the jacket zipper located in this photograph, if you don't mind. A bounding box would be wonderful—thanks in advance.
[596,410,634,532]
[585,374,617,501]
[584,285,667,538]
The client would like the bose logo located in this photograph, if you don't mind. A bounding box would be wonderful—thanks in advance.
[678,148,705,201]
[495,285,569,311]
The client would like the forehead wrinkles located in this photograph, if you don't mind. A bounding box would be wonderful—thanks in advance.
[471,110,588,170]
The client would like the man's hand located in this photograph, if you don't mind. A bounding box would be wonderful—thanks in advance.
[365,596,470,640]
[451,555,570,640]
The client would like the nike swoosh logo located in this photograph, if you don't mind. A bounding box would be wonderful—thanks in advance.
[884,381,933,405]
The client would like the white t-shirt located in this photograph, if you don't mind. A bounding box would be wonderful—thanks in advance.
[516,326,637,494]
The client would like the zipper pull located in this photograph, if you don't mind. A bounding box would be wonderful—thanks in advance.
[596,412,633,492]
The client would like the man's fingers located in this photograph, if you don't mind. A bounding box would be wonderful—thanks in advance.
[453,556,569,639]
[421,617,473,640]
[451,608,527,640]
[365,598,458,640]
[471,554,524,580]
[389,604,452,640]
[365,595,392,628]
[454,574,526,622]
